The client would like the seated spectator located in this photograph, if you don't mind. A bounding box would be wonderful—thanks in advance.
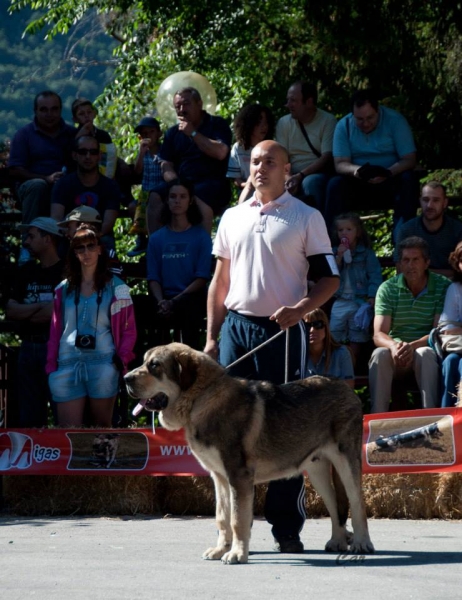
[146,179,212,349]
[226,103,274,203]
[8,91,75,263]
[146,87,232,234]
[72,98,117,179]
[369,236,450,413]
[127,116,163,257]
[331,212,382,361]
[437,242,462,407]
[304,308,355,388]
[50,135,121,251]
[394,181,462,278]
[276,81,336,211]
[325,89,419,232]
[46,225,136,427]
[6,217,64,427]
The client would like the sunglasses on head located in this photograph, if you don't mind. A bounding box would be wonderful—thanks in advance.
[75,148,99,156]
[74,243,98,254]
[306,320,325,330]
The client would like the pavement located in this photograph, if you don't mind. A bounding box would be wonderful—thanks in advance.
[1,516,461,600]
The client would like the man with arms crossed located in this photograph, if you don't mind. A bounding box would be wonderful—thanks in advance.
[204,140,339,553]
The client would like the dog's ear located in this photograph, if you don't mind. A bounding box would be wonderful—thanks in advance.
[174,350,197,390]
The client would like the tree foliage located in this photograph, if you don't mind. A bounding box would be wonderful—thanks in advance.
[8,0,462,167]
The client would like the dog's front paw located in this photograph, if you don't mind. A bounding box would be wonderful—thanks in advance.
[325,537,349,553]
[202,546,228,560]
[221,549,248,564]
[350,537,375,554]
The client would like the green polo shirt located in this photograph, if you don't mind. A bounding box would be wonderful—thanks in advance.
[375,271,451,342]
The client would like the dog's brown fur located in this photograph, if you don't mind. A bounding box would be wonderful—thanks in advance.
[125,343,374,563]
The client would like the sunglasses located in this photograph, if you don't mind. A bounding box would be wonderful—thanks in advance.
[75,148,99,156]
[74,243,99,254]
[306,320,325,330]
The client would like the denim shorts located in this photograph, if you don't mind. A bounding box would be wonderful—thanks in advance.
[49,355,119,403]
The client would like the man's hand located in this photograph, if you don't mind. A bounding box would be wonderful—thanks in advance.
[368,176,388,184]
[269,305,304,330]
[392,341,414,368]
[45,171,64,184]
[203,340,219,361]
[178,119,196,137]
[285,173,302,194]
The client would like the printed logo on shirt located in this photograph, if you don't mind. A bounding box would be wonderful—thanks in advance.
[162,242,189,260]
[74,192,100,209]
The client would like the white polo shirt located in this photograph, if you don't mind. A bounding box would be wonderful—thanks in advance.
[213,191,336,316]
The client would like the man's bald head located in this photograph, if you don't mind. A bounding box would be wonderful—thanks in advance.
[250,140,290,203]
[251,140,289,164]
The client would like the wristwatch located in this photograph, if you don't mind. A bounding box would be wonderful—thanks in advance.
[191,131,197,138]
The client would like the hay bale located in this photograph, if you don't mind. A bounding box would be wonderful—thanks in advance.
[435,473,462,519]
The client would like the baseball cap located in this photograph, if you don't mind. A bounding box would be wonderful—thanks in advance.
[19,217,63,237]
[134,116,160,133]
[58,206,103,227]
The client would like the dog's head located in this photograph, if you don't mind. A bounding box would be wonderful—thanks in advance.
[124,343,204,421]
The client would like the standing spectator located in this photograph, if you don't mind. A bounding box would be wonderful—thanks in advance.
[369,236,450,413]
[6,217,64,427]
[325,89,419,231]
[227,104,274,203]
[330,212,382,361]
[147,87,232,234]
[204,140,339,553]
[276,81,336,211]
[394,181,462,278]
[304,308,355,388]
[46,226,136,427]
[50,135,121,251]
[127,116,163,257]
[72,97,117,179]
[147,179,212,349]
[438,242,462,407]
[8,91,75,262]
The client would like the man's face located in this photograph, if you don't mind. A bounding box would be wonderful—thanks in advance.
[34,95,62,132]
[173,93,202,124]
[73,140,100,173]
[420,185,448,222]
[74,104,96,126]
[400,248,430,284]
[353,102,379,134]
[24,227,48,257]
[250,142,290,195]
[138,126,161,146]
[285,85,312,120]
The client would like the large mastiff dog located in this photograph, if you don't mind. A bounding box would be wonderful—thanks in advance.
[124,343,374,563]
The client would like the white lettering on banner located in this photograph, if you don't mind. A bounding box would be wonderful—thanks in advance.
[0,432,61,470]
[33,445,61,463]
[160,445,192,456]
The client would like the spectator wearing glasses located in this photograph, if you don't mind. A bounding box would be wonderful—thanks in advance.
[46,225,136,427]
[50,136,122,251]
[304,308,355,388]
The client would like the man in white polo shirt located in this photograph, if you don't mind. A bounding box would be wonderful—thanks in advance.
[205,140,339,554]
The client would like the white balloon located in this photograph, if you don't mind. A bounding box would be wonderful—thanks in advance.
[156,71,217,127]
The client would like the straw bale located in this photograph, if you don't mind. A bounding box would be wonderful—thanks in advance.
[434,473,462,519]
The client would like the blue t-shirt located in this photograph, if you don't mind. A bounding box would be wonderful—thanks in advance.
[306,345,354,382]
[51,171,121,216]
[159,112,232,182]
[333,105,416,168]
[146,226,212,296]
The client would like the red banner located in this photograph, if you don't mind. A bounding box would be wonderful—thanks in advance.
[1,408,461,476]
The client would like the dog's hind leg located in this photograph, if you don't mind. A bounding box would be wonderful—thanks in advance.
[202,472,233,561]
[329,452,374,554]
[220,472,255,564]
[305,458,349,552]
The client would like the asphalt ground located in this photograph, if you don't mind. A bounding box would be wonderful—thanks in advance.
[1,516,461,600]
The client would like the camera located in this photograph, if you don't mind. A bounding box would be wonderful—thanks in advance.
[75,334,96,349]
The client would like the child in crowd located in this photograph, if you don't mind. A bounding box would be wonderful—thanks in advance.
[127,116,163,257]
[330,212,383,361]
[72,98,117,179]
[227,104,275,203]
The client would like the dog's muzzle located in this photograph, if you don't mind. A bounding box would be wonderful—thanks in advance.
[132,393,169,416]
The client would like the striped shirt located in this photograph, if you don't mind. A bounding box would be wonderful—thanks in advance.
[375,271,451,342]
[142,153,163,191]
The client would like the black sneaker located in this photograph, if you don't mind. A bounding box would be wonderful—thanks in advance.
[273,535,304,553]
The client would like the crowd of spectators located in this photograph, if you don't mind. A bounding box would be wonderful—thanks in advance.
[1,81,462,431]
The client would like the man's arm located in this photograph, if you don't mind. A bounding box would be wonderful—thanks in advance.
[101,209,118,237]
[6,299,53,323]
[286,151,333,193]
[161,160,179,183]
[178,120,229,161]
[9,166,62,185]
[204,256,231,360]
[387,151,417,177]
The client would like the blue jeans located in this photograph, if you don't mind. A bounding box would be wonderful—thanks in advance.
[300,173,330,214]
[441,353,462,407]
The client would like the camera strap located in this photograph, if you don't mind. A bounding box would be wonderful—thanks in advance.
[75,287,103,339]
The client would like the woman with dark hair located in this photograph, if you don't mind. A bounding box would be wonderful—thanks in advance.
[146,179,212,349]
[304,308,355,388]
[226,104,275,202]
[438,241,462,406]
[46,225,137,426]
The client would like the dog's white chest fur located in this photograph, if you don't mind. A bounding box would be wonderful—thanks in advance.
[189,440,227,478]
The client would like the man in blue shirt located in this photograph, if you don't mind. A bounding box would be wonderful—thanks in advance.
[324,89,419,231]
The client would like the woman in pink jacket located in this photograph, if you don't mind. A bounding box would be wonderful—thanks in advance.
[47,225,136,427]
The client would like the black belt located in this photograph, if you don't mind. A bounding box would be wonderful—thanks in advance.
[22,334,49,343]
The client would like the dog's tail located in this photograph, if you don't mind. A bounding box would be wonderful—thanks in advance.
[332,467,349,526]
